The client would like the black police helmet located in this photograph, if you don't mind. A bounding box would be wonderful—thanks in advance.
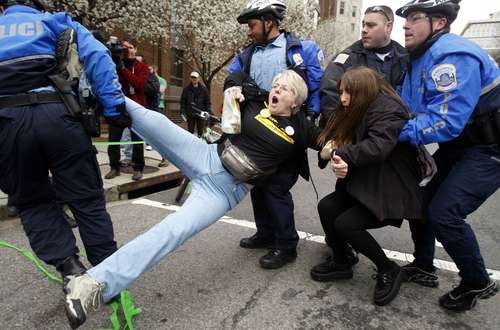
[0,0,46,11]
[237,0,287,25]
[396,0,461,24]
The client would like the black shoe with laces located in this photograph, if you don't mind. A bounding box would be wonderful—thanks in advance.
[402,261,439,288]
[439,279,498,312]
[259,248,297,269]
[373,263,404,306]
[239,233,273,249]
[310,259,353,282]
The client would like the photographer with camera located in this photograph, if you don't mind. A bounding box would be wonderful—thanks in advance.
[105,40,147,181]
[0,0,126,285]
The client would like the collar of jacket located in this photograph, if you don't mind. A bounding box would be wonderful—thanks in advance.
[348,39,408,59]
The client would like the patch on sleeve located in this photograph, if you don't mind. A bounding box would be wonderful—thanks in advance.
[431,64,457,92]
[333,53,349,64]
[293,53,304,66]
[317,49,325,67]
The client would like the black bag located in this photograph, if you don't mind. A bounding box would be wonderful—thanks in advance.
[145,72,160,109]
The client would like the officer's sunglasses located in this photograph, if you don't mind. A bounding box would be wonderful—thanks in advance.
[365,6,392,21]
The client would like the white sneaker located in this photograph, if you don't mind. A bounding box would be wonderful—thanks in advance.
[64,274,104,329]
[145,145,153,151]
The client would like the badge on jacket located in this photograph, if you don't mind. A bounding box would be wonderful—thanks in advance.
[293,53,304,66]
[334,53,350,64]
[431,64,457,92]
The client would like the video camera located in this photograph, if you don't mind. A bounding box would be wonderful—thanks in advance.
[106,36,127,56]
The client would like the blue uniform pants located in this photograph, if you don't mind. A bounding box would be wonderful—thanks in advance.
[250,169,299,250]
[411,144,500,285]
[0,102,117,267]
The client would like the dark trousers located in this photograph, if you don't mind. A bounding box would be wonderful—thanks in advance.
[107,124,144,171]
[0,103,117,267]
[187,116,205,136]
[250,170,299,250]
[318,188,395,271]
[410,144,500,285]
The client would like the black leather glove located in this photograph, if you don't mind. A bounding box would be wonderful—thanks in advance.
[306,111,319,122]
[242,81,268,101]
[105,103,130,128]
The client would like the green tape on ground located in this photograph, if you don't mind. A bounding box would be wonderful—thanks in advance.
[0,240,63,285]
[1,240,141,329]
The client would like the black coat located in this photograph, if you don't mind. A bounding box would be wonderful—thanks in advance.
[327,94,425,222]
[180,83,211,117]
[320,40,409,124]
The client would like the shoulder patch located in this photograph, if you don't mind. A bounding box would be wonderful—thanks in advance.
[317,49,325,67]
[334,53,349,64]
[292,53,304,66]
[431,64,457,92]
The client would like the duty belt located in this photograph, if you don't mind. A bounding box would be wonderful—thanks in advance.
[0,92,62,109]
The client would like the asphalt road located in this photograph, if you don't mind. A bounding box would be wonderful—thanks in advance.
[1,150,499,329]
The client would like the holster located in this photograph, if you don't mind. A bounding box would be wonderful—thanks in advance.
[47,73,81,117]
[458,108,500,147]
[220,139,265,182]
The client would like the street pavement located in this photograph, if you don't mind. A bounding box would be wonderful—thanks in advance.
[1,150,499,329]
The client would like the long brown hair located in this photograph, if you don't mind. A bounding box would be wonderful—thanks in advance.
[317,66,407,147]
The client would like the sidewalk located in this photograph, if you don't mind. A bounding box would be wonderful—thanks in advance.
[0,143,182,220]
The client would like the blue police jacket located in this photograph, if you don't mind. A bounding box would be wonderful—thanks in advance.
[0,5,125,116]
[228,31,324,115]
[399,33,500,145]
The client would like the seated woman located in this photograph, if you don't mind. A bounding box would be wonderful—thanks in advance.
[311,66,426,306]
[63,70,320,329]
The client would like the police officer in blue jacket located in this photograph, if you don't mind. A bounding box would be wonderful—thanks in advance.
[0,0,128,282]
[395,0,500,312]
[229,0,324,269]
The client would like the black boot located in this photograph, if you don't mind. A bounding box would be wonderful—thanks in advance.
[240,233,273,249]
[439,279,498,312]
[56,256,87,292]
[259,248,297,269]
[310,257,353,282]
[373,262,403,306]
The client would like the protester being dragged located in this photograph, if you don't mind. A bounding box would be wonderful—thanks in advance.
[311,66,426,306]
[63,69,321,329]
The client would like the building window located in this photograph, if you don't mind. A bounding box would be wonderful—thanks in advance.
[352,6,357,17]
[339,1,345,15]
[170,48,184,87]
[319,0,337,20]
[351,23,356,32]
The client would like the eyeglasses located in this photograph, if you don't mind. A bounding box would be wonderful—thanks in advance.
[271,82,294,94]
[365,6,392,22]
[406,13,429,24]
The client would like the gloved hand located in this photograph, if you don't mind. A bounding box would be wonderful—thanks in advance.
[106,113,131,128]
[306,111,319,122]
[242,82,268,101]
[105,103,130,128]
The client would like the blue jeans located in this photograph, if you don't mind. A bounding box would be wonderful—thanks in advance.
[121,128,132,160]
[88,97,249,301]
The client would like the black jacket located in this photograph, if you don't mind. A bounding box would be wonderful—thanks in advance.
[321,94,425,222]
[180,83,211,117]
[320,40,409,124]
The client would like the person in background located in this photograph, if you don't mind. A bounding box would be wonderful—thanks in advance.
[180,71,211,136]
[152,64,169,167]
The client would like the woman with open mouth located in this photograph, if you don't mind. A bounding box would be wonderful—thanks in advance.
[62,69,321,329]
